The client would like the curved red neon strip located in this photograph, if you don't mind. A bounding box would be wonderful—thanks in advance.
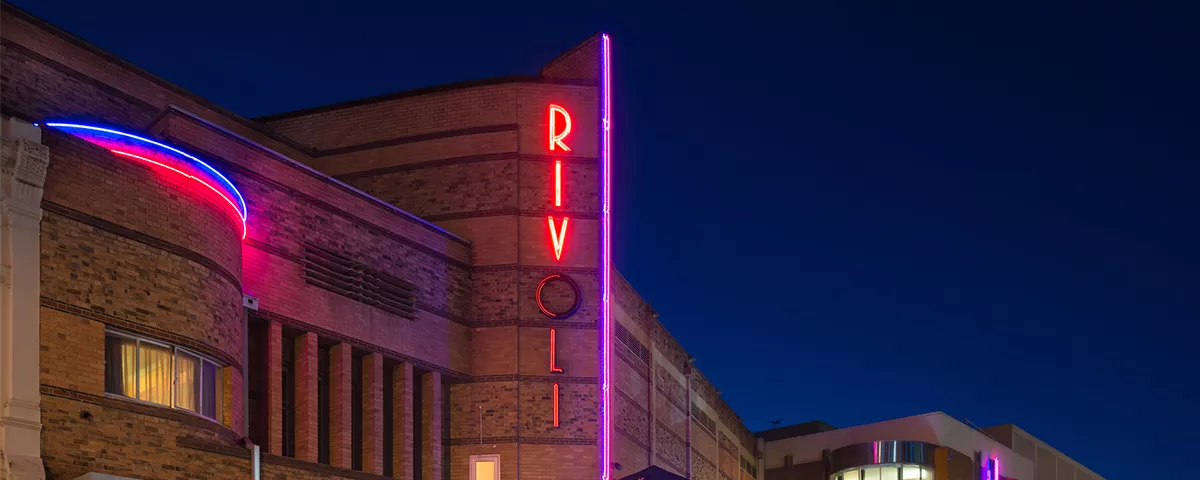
[110,149,247,239]
[536,274,561,318]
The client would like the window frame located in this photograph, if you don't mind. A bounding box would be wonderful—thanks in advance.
[104,330,225,423]
[469,454,501,480]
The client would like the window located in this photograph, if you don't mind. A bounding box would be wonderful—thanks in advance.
[470,455,500,480]
[833,465,932,480]
[740,456,758,477]
[104,331,224,421]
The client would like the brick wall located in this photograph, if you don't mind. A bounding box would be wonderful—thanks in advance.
[6,5,765,480]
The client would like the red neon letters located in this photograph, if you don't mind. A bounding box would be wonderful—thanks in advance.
[548,216,569,261]
[553,382,561,427]
[549,104,572,152]
[555,160,563,207]
[547,103,575,428]
[550,328,564,373]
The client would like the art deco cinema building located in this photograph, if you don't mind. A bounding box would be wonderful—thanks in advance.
[0,4,761,480]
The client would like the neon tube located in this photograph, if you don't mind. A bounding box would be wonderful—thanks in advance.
[555,160,563,207]
[599,33,613,480]
[553,382,561,428]
[548,216,569,261]
[110,150,247,239]
[549,104,573,152]
[44,122,248,239]
[44,123,247,217]
[549,328,564,373]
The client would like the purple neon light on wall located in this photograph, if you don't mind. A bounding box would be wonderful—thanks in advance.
[599,32,613,480]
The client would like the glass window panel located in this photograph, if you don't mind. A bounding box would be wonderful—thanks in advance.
[138,341,173,406]
[176,351,200,412]
[902,466,924,480]
[104,335,137,398]
[862,466,881,480]
[842,469,861,480]
[880,465,899,480]
[475,460,496,480]
[202,361,220,419]
[922,466,933,479]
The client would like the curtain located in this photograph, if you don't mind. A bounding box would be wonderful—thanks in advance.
[176,352,199,412]
[104,335,137,397]
[138,342,173,406]
[202,361,220,419]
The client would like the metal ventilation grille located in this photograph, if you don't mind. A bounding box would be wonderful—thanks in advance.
[615,322,650,364]
[302,244,418,320]
[692,402,717,436]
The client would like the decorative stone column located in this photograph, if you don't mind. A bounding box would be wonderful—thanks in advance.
[0,117,50,480]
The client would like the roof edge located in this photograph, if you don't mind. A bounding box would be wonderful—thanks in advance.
[255,75,596,123]
[0,2,318,159]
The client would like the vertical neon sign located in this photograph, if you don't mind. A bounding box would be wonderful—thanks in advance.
[599,33,613,480]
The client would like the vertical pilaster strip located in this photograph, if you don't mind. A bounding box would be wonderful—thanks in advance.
[294,332,319,462]
[267,321,283,455]
[392,362,414,480]
[362,353,384,474]
[421,371,442,480]
[0,118,50,480]
[330,343,352,468]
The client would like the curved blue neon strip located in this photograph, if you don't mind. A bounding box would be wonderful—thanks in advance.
[45,122,248,220]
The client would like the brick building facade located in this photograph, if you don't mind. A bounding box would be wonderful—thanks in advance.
[0,5,760,480]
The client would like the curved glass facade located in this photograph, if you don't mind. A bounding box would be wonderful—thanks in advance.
[832,464,934,480]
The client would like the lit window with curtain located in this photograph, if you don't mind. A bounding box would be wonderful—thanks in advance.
[834,466,933,480]
[104,331,224,421]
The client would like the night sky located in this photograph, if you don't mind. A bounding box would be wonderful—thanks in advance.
[15,1,1199,478]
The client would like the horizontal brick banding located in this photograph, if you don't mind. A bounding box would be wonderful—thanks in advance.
[40,297,243,373]
[693,448,717,471]
[472,264,600,275]
[719,431,738,455]
[616,348,650,381]
[2,7,316,158]
[423,209,600,222]
[169,137,473,269]
[615,426,651,451]
[336,151,516,181]
[262,453,394,480]
[40,385,239,442]
[176,436,252,458]
[0,38,156,115]
[159,111,470,248]
[335,151,599,181]
[42,202,241,292]
[255,75,594,122]
[510,319,598,329]
[245,240,473,326]
[691,417,717,442]
[251,308,470,380]
[655,386,688,414]
[469,374,597,384]
[446,436,597,446]
[320,124,518,157]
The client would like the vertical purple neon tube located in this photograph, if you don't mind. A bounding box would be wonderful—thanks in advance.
[600,33,613,480]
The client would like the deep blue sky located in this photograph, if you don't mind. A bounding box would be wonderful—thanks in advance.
[18,1,1199,478]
